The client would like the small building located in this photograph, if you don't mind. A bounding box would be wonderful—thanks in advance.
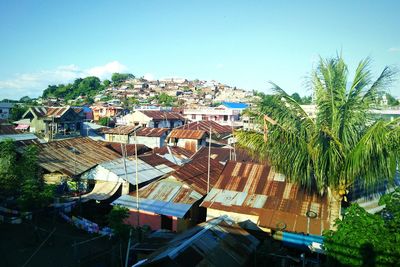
[166,129,207,153]
[201,161,340,236]
[112,157,223,232]
[183,106,242,127]
[135,127,169,149]
[91,105,123,122]
[22,106,85,140]
[176,120,232,141]
[134,215,259,267]
[103,125,138,143]
[123,110,184,128]
[0,102,14,120]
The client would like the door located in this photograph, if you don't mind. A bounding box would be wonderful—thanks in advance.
[161,215,173,230]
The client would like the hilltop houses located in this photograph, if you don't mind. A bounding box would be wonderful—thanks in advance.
[121,110,185,128]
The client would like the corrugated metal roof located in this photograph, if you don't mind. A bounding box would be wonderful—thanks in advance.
[91,157,171,185]
[99,142,150,156]
[103,125,137,135]
[177,121,232,135]
[192,147,264,164]
[201,161,333,235]
[25,106,83,119]
[172,157,224,195]
[136,127,169,137]
[140,110,184,121]
[80,181,121,201]
[139,154,179,171]
[0,125,22,134]
[167,129,207,140]
[136,215,259,267]
[37,137,121,176]
[153,146,195,159]
[0,133,38,142]
[113,194,193,218]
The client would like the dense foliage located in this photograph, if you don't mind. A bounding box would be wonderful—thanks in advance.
[324,190,400,266]
[10,104,28,121]
[0,140,54,210]
[111,73,135,86]
[42,76,104,100]
[237,55,400,194]
[107,206,130,237]
[290,92,312,104]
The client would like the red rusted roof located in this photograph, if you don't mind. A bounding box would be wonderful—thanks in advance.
[172,157,224,195]
[201,161,333,235]
[139,153,179,170]
[141,110,184,121]
[46,107,70,118]
[136,127,169,137]
[153,146,195,159]
[192,146,264,163]
[0,125,22,134]
[167,129,207,140]
[178,120,232,135]
[98,141,151,156]
[103,125,137,135]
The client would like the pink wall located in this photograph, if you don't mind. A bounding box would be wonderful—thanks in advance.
[125,210,178,231]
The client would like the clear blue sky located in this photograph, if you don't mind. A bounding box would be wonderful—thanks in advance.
[0,0,399,99]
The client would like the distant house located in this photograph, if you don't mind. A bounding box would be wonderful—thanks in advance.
[183,106,242,127]
[135,127,169,149]
[219,101,248,111]
[22,106,85,140]
[134,216,259,267]
[123,110,185,128]
[166,129,207,153]
[201,161,340,236]
[91,105,123,122]
[0,102,14,120]
[112,157,223,232]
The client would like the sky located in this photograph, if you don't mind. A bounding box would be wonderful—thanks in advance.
[0,0,399,100]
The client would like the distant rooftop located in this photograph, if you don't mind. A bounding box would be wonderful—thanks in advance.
[221,102,248,109]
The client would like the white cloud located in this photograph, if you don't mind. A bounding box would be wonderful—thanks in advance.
[0,61,128,99]
[86,61,127,79]
[388,47,400,53]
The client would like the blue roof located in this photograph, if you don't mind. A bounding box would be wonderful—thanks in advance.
[221,102,248,109]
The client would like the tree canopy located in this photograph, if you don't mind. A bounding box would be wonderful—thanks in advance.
[236,55,400,194]
[324,189,400,266]
[111,73,135,86]
[42,76,105,100]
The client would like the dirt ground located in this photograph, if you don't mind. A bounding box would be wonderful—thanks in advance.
[0,211,126,267]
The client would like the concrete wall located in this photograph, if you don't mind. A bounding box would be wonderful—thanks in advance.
[105,133,129,143]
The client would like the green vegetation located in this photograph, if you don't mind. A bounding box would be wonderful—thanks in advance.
[155,93,176,106]
[42,76,105,101]
[107,206,130,238]
[237,55,400,195]
[324,189,400,266]
[0,140,54,211]
[98,117,112,126]
[111,73,135,86]
[385,93,400,106]
[290,92,312,104]
[10,104,28,121]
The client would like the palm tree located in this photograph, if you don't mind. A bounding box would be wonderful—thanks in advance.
[237,55,400,197]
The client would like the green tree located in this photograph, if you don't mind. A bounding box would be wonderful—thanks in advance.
[386,93,399,106]
[10,104,28,121]
[236,55,400,195]
[107,206,130,237]
[98,117,112,126]
[324,201,400,266]
[158,93,176,106]
[0,140,18,197]
[111,73,135,86]
[103,79,111,87]
[290,92,301,103]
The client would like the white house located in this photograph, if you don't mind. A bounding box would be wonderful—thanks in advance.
[121,110,184,129]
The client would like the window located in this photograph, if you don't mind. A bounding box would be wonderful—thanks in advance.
[191,114,196,120]
[223,115,228,121]
[202,115,208,121]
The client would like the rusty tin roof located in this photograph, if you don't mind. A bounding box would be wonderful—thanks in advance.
[136,127,169,137]
[167,129,207,140]
[177,120,232,135]
[102,125,137,135]
[201,161,334,235]
[141,110,184,121]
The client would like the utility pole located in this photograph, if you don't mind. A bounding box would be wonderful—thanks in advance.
[207,125,212,193]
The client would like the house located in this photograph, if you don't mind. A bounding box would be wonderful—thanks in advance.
[123,110,185,128]
[112,157,223,232]
[183,106,242,127]
[220,101,248,112]
[201,161,340,236]
[99,142,151,156]
[103,125,138,143]
[91,105,123,122]
[0,102,14,120]
[135,127,169,149]
[166,129,207,153]
[134,215,259,267]
[22,106,85,140]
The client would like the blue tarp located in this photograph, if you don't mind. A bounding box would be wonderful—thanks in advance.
[221,102,248,109]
